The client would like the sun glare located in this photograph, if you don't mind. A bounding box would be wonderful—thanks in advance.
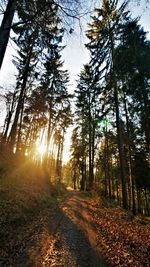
[37,144,46,155]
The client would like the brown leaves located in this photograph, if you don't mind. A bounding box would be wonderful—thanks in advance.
[1,188,150,267]
[61,193,150,266]
[86,203,150,266]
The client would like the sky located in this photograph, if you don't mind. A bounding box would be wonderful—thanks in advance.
[61,0,150,162]
[0,0,150,162]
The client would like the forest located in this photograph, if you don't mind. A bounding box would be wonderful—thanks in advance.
[0,0,150,266]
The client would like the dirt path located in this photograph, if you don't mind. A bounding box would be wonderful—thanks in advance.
[2,191,150,266]
[42,191,108,267]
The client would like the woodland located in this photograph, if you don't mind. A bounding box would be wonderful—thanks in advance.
[0,0,150,266]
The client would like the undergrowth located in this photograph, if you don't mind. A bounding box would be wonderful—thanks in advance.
[0,152,67,246]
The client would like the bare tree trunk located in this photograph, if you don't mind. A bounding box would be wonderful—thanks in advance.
[89,120,93,188]
[116,180,119,205]
[104,133,108,196]
[80,161,85,190]
[137,187,142,214]
[73,169,77,190]
[114,87,128,209]
[2,90,16,142]
[123,93,136,214]
[144,188,149,216]
[0,0,16,69]
[46,108,52,163]
[16,100,24,153]
[106,128,111,198]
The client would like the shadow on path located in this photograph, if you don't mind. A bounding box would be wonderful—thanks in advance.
[43,191,110,267]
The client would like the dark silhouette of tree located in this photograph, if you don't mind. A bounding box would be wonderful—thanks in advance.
[86,0,130,209]
[75,64,101,189]
[0,0,86,69]
[0,0,16,69]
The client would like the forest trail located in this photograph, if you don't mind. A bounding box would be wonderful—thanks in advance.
[2,190,150,267]
[42,191,108,267]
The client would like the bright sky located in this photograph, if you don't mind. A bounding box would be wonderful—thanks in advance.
[0,0,149,162]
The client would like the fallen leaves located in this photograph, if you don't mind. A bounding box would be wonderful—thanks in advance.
[89,204,150,266]
[61,193,150,267]
[0,188,150,267]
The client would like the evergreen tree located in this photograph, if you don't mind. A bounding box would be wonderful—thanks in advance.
[0,0,85,69]
[86,0,130,208]
[75,64,101,189]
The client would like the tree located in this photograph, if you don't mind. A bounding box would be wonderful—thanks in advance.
[0,0,86,69]
[114,20,150,213]
[8,28,39,148]
[86,0,130,209]
[75,64,101,189]
[70,127,86,190]
[6,1,59,149]
[115,20,150,153]
[0,0,16,69]
[2,89,17,142]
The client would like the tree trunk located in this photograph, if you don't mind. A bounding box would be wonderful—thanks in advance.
[123,93,136,214]
[3,111,12,142]
[0,0,16,69]
[137,187,142,214]
[108,20,128,209]
[138,71,150,153]
[2,90,16,142]
[8,41,34,149]
[114,87,128,209]
[80,156,86,191]
[46,107,52,163]
[105,127,111,198]
[16,100,24,153]
[73,170,77,190]
[144,188,149,216]
[88,112,94,189]
[89,123,93,188]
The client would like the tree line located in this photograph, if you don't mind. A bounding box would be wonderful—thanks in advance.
[0,0,83,180]
[0,0,149,215]
[70,0,150,215]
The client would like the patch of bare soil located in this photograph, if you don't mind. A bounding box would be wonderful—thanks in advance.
[1,191,150,267]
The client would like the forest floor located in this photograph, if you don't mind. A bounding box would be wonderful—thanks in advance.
[1,190,150,267]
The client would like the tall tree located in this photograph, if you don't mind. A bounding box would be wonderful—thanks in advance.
[0,0,85,69]
[0,0,16,69]
[75,64,101,189]
[86,0,129,209]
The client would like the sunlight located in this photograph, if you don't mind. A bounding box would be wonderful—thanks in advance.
[37,143,46,155]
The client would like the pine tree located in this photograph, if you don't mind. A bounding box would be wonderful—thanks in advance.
[75,64,101,189]
[0,0,85,69]
[86,0,129,208]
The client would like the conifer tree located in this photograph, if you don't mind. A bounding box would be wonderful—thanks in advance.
[86,0,129,208]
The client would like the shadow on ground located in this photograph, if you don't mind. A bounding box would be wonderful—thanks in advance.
[43,192,110,267]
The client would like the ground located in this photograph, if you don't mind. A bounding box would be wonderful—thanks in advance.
[1,190,150,267]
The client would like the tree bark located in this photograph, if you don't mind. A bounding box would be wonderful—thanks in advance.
[0,0,16,69]
[123,93,136,214]
[114,87,128,209]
